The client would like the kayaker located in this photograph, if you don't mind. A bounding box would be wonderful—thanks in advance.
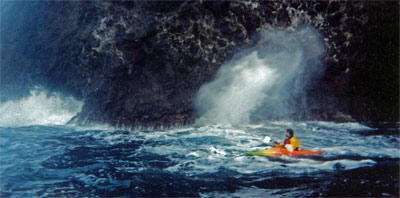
[272,128,300,152]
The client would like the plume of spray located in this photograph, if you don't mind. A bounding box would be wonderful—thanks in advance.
[0,89,83,127]
[195,26,325,125]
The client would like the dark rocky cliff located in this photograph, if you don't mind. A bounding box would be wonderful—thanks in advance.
[1,1,398,127]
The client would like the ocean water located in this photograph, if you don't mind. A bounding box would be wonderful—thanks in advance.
[1,121,399,197]
[0,36,398,196]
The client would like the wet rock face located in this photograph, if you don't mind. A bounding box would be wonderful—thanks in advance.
[1,1,398,127]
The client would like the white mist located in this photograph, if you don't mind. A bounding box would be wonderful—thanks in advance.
[195,26,325,125]
[0,90,83,127]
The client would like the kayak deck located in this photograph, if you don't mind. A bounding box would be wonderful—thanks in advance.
[245,147,325,157]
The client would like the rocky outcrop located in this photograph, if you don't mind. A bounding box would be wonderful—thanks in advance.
[1,1,398,127]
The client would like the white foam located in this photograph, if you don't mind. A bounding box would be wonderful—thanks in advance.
[308,121,374,131]
[71,123,397,178]
[69,123,116,131]
[0,90,83,127]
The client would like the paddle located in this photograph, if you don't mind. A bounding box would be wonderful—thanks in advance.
[263,136,282,144]
[263,136,294,152]
[262,136,276,150]
[262,136,271,144]
[263,136,281,145]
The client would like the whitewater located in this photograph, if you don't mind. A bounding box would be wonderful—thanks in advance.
[1,26,398,197]
[0,91,399,197]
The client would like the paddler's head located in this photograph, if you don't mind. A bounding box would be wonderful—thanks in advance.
[286,128,294,137]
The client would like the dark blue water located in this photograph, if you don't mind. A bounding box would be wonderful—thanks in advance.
[1,122,398,197]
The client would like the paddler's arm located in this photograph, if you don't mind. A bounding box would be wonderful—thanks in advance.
[272,140,284,145]
[272,140,284,148]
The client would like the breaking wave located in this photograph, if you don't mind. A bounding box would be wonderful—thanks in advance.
[0,90,83,127]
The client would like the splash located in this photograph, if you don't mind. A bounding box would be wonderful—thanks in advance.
[195,26,325,125]
[0,90,83,127]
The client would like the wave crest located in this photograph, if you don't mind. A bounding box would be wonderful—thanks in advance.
[0,90,83,127]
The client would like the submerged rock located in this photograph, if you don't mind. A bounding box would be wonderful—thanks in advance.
[1,1,398,127]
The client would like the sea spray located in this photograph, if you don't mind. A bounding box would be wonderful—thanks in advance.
[195,26,325,125]
[0,89,83,127]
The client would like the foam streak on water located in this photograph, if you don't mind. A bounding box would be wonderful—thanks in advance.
[0,121,398,197]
